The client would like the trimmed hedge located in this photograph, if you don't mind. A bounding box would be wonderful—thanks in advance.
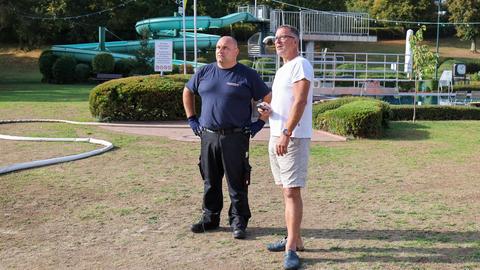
[317,100,384,138]
[313,97,392,138]
[74,63,91,82]
[313,96,370,120]
[390,105,480,120]
[92,53,115,73]
[313,96,392,128]
[38,50,58,83]
[89,74,192,121]
[52,56,76,84]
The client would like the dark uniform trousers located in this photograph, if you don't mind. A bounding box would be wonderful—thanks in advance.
[198,130,252,230]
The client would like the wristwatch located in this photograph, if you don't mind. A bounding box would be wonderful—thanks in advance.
[282,128,292,137]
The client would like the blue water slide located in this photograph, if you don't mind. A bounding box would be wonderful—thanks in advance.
[135,12,258,34]
[51,12,260,65]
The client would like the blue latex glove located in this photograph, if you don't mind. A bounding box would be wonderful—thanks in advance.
[187,115,202,136]
[250,119,265,138]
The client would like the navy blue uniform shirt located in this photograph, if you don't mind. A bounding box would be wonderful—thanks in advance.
[186,63,270,129]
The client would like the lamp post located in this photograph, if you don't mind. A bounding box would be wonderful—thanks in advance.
[434,0,446,81]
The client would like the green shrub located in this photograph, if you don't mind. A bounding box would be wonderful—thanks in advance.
[254,58,275,70]
[89,74,193,121]
[52,56,77,84]
[38,50,58,83]
[171,64,180,74]
[239,59,253,67]
[313,97,391,137]
[317,100,384,138]
[438,59,457,75]
[179,64,194,74]
[114,58,135,76]
[74,63,91,82]
[470,72,480,82]
[130,60,155,75]
[390,105,480,120]
[424,79,438,92]
[313,96,370,124]
[92,53,115,73]
[452,84,480,92]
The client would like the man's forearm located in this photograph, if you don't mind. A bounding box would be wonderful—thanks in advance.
[284,79,309,134]
[182,87,196,118]
[285,100,307,133]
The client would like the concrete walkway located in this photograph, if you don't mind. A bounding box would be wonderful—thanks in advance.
[100,121,347,142]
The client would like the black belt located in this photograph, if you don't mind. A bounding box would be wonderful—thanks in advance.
[203,127,247,135]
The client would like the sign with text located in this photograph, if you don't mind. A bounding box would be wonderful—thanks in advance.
[154,40,173,72]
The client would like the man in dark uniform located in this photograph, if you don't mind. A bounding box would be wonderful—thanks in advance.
[183,36,271,239]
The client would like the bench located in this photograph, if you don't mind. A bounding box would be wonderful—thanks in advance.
[91,73,123,82]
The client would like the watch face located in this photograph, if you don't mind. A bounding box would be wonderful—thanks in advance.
[456,64,466,75]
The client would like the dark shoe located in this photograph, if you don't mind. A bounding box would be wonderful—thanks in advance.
[190,220,219,233]
[232,228,247,239]
[267,237,305,252]
[284,250,300,270]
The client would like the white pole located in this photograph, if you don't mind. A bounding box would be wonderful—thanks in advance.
[254,0,257,16]
[194,0,198,71]
[183,0,187,75]
[405,29,413,78]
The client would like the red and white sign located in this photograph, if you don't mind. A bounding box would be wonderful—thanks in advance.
[154,40,173,72]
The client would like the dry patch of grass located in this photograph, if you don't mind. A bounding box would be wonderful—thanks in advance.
[0,47,42,73]
[1,121,480,269]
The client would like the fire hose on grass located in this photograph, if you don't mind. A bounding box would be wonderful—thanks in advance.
[0,118,213,174]
[0,119,190,175]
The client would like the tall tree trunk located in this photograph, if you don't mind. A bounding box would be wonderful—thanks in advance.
[471,37,477,53]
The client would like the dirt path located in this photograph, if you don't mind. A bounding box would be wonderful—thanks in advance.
[99,121,347,142]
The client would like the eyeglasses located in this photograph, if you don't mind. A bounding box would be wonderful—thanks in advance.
[274,35,295,42]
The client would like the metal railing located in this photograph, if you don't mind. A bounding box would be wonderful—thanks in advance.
[270,9,370,36]
[237,5,270,20]
[251,51,415,95]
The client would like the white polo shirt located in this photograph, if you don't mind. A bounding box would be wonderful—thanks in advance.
[269,56,314,138]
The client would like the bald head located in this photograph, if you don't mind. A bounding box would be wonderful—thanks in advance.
[218,36,238,48]
[216,36,239,69]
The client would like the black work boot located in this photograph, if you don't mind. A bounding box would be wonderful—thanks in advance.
[190,218,219,233]
[232,228,246,239]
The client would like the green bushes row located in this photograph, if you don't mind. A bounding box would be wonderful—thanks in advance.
[452,84,480,92]
[390,105,480,121]
[89,74,192,121]
[38,50,196,84]
[313,97,392,138]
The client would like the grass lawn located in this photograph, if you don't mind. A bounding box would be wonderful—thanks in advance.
[1,48,480,269]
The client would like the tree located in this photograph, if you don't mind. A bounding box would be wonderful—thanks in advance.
[447,0,480,53]
[409,25,436,122]
[346,0,373,13]
[369,0,436,25]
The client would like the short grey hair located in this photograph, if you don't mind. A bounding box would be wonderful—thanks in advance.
[276,24,299,40]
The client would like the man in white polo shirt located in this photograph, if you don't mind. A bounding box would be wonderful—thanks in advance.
[265,24,313,270]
